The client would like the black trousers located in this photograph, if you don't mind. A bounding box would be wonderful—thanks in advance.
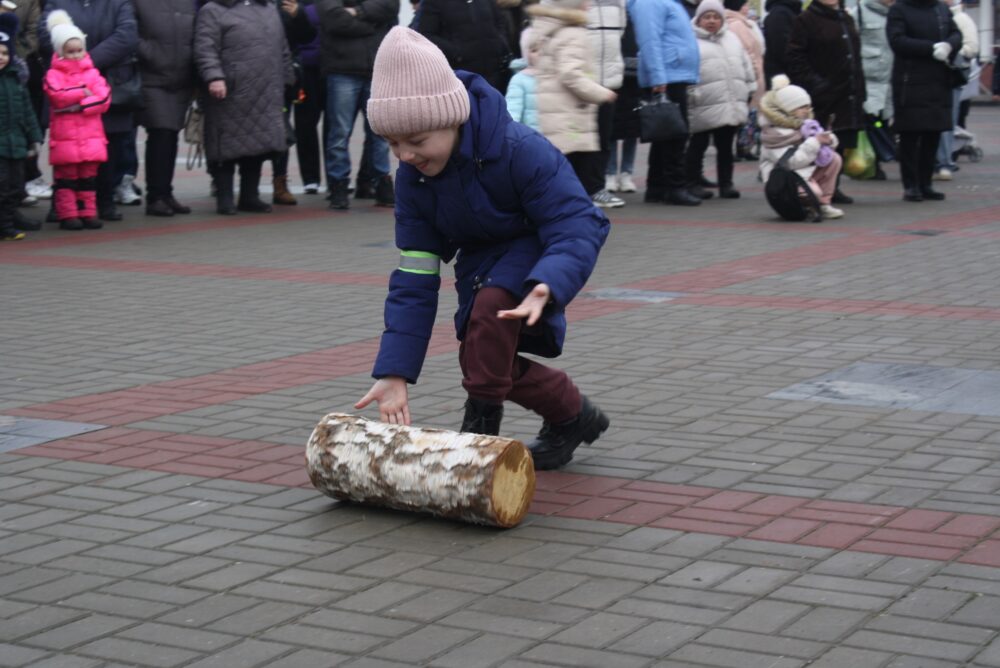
[684,125,737,187]
[596,101,615,180]
[145,128,180,203]
[96,130,130,211]
[294,64,325,187]
[898,131,939,191]
[213,154,266,197]
[646,83,689,194]
[0,158,24,231]
[565,151,604,196]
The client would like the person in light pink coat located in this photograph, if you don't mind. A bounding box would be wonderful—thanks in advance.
[43,10,111,230]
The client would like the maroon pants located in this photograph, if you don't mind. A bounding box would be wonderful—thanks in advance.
[54,162,100,221]
[459,287,581,424]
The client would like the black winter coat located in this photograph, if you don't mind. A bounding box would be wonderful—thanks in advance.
[417,0,511,89]
[134,0,196,131]
[886,0,961,132]
[316,0,398,78]
[762,0,801,85]
[785,1,865,132]
[39,0,138,134]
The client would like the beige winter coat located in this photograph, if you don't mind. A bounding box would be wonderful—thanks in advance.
[758,90,839,183]
[724,9,764,108]
[528,4,612,154]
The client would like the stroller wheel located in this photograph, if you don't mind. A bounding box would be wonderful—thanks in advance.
[971,147,983,163]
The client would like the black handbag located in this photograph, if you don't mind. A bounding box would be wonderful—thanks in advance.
[865,117,897,162]
[109,58,144,110]
[637,93,688,143]
[765,147,822,223]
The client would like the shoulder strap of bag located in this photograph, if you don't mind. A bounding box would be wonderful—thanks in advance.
[778,146,798,168]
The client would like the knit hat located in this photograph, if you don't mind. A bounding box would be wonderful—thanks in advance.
[0,12,17,58]
[695,0,726,21]
[519,26,536,62]
[771,74,812,113]
[722,0,747,10]
[47,9,86,58]
[367,27,471,137]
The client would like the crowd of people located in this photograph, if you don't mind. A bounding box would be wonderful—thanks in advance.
[0,0,998,240]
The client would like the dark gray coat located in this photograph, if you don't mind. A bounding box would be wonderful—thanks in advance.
[317,0,399,77]
[39,0,139,134]
[194,0,294,162]
[135,0,196,130]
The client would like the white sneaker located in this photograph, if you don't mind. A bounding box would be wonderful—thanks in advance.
[932,168,953,181]
[618,172,637,193]
[25,177,53,199]
[303,183,320,194]
[820,204,844,219]
[605,174,619,192]
[114,175,142,205]
[592,189,625,208]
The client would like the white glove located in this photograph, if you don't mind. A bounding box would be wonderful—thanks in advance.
[932,42,952,62]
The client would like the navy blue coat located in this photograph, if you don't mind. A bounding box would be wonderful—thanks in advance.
[372,72,610,383]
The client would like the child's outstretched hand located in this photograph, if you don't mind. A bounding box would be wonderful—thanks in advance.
[355,376,410,426]
[497,283,551,326]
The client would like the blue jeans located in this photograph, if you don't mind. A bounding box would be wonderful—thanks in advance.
[324,73,389,184]
[935,87,961,171]
[607,138,637,175]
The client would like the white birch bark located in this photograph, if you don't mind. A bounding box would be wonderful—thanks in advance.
[305,413,536,528]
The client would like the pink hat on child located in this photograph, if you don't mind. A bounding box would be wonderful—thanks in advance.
[367,27,471,137]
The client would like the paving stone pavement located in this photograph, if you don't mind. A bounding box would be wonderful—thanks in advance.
[1,109,1000,667]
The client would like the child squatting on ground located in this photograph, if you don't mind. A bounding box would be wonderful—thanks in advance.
[354,27,611,471]
[0,13,43,242]
[43,10,111,232]
[758,75,845,220]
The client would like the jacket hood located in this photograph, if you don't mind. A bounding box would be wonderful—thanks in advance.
[526,4,589,28]
[692,22,728,39]
[509,56,529,72]
[759,90,805,129]
[764,0,801,11]
[50,53,96,74]
[862,0,890,15]
[456,70,511,164]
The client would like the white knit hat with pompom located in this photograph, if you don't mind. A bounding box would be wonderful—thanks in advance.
[47,9,86,58]
[771,74,812,113]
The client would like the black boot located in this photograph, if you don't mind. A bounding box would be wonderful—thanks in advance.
[237,164,272,213]
[215,169,236,215]
[460,398,504,436]
[665,188,702,206]
[328,179,350,210]
[528,396,610,470]
[374,175,395,207]
[13,210,41,231]
[687,183,715,200]
[719,184,741,199]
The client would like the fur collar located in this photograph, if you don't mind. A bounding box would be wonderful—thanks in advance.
[526,4,588,26]
[759,91,805,130]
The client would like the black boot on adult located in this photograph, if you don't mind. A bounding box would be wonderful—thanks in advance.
[459,398,504,436]
[215,170,236,215]
[902,187,923,202]
[665,188,702,206]
[146,199,175,217]
[687,183,715,200]
[832,189,854,205]
[920,187,945,201]
[165,196,192,214]
[528,396,610,471]
[237,167,272,213]
[719,184,741,199]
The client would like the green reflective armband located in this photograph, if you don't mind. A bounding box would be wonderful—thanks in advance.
[398,250,441,275]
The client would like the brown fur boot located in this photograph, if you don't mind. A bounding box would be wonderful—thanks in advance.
[272,176,298,205]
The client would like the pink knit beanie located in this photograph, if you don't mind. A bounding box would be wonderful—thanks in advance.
[367,27,471,137]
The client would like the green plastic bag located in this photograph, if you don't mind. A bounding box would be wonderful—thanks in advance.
[843,130,876,180]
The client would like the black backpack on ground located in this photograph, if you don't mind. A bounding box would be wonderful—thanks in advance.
[764,147,822,223]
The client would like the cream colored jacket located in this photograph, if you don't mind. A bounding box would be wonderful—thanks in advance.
[528,4,613,154]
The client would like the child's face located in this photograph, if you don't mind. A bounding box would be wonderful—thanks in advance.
[0,45,8,70]
[698,11,723,33]
[792,105,813,120]
[386,127,460,178]
[62,38,86,61]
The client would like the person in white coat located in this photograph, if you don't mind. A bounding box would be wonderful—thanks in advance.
[851,0,893,179]
[933,0,977,180]
[588,0,626,199]
[683,0,756,198]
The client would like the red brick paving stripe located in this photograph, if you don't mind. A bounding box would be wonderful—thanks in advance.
[960,541,1000,568]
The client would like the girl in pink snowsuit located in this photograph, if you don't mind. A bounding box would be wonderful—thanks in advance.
[43,10,111,230]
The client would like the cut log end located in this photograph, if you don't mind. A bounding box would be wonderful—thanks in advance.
[490,441,536,528]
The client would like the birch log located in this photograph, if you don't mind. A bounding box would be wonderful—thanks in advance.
[305,413,536,528]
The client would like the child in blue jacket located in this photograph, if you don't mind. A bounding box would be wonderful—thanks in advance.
[354,27,610,470]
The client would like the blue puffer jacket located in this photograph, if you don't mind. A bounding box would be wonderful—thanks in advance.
[627,0,699,87]
[372,71,610,383]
